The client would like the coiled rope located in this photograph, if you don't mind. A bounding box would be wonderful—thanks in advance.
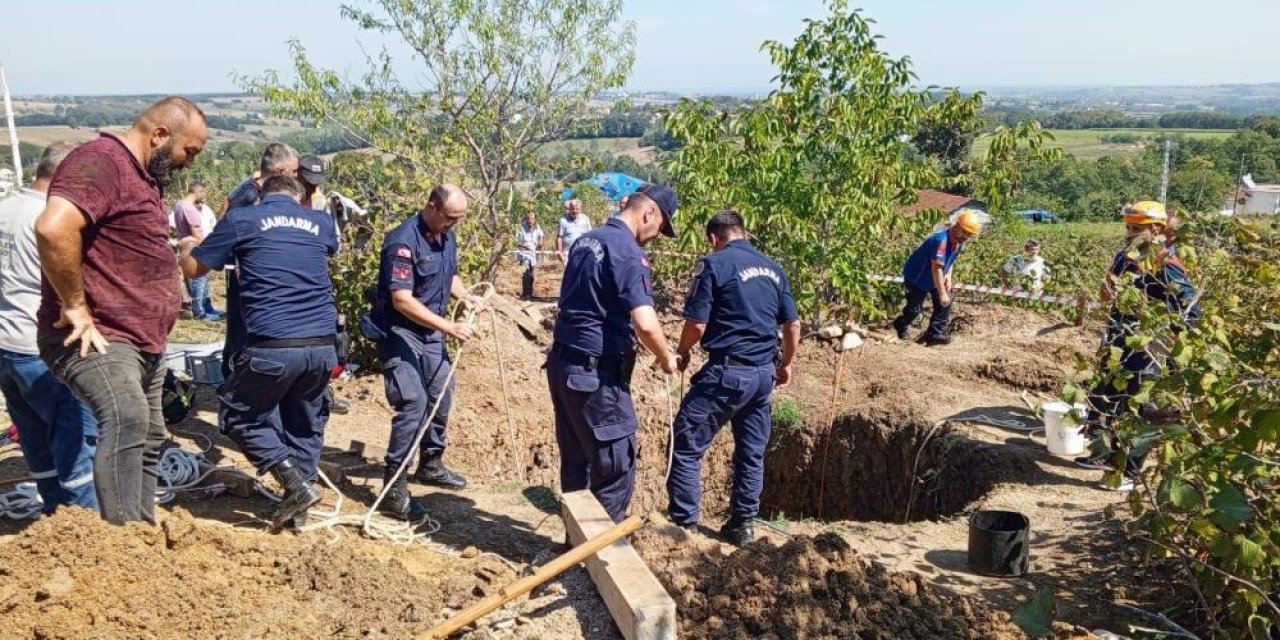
[0,482,41,520]
[299,282,496,545]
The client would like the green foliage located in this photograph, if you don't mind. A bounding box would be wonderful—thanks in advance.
[324,151,433,367]
[168,140,262,208]
[1086,215,1280,634]
[771,395,802,430]
[0,141,48,183]
[245,0,637,280]
[662,3,959,322]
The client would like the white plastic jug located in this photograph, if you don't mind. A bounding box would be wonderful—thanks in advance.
[1041,401,1086,456]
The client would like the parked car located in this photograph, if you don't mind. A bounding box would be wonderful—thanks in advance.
[1016,209,1061,223]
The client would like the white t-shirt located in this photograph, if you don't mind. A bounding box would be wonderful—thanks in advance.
[0,189,48,354]
[558,213,593,252]
[1002,254,1050,294]
[199,203,218,237]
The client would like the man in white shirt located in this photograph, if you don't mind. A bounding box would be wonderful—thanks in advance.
[0,142,99,513]
[174,182,224,321]
[556,198,592,262]
[1001,239,1050,295]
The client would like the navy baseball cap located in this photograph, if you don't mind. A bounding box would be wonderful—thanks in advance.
[638,183,678,237]
[299,155,327,186]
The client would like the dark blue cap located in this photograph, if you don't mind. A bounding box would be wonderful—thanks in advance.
[638,183,678,237]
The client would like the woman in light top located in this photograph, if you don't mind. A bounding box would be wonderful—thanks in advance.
[516,211,544,299]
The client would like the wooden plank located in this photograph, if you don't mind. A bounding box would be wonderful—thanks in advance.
[561,491,677,640]
[488,293,548,342]
[346,439,388,464]
[197,461,260,498]
[317,460,346,484]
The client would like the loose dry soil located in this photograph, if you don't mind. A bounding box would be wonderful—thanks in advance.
[0,264,1162,639]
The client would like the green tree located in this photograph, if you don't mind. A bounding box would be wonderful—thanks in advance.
[1073,216,1280,636]
[661,1,1050,322]
[912,90,986,179]
[245,0,636,279]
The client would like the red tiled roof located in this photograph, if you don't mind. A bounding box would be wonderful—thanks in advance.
[900,189,973,217]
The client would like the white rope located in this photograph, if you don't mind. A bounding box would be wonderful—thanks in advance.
[663,372,677,485]
[297,283,495,546]
[0,482,41,520]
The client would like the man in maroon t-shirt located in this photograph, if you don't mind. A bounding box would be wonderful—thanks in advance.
[35,96,208,525]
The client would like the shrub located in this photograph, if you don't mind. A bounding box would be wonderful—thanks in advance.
[772,395,803,431]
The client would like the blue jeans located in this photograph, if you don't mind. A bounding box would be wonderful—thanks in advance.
[0,349,98,513]
[186,275,221,320]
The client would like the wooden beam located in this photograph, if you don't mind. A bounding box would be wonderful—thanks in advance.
[488,293,548,342]
[197,461,260,498]
[317,460,346,485]
[346,440,388,464]
[560,491,677,640]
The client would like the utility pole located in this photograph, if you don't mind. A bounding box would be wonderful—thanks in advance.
[1,65,21,188]
[1158,138,1171,205]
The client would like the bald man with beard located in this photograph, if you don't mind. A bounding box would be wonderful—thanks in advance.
[35,96,209,525]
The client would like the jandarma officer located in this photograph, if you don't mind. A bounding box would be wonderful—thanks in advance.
[667,210,800,545]
[546,184,681,523]
[179,174,340,531]
[366,184,484,521]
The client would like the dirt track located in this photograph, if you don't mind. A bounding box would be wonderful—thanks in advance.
[0,267,1150,639]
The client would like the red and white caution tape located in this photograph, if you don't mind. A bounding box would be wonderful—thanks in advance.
[867,273,1091,308]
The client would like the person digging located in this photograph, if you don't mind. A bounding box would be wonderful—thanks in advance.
[1076,200,1200,492]
[892,208,983,346]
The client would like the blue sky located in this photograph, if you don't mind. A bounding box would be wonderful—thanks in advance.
[2,0,1278,95]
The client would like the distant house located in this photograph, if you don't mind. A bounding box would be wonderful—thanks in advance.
[1230,174,1280,215]
[899,189,986,218]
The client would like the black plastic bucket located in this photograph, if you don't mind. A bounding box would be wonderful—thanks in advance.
[967,510,1030,577]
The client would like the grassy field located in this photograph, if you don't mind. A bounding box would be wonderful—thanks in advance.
[14,126,113,147]
[973,128,1235,161]
[537,136,643,157]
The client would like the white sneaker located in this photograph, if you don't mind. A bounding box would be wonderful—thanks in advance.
[1098,476,1135,492]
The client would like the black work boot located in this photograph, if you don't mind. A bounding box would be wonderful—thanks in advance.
[289,509,310,532]
[330,396,350,415]
[720,517,755,546]
[412,453,467,490]
[381,467,429,522]
[892,318,910,341]
[925,333,953,347]
[269,458,322,532]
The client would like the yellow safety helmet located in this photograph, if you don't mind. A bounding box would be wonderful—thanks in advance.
[953,208,984,235]
[1123,200,1168,225]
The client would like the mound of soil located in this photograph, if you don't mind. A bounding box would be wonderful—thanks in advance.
[634,526,1028,640]
[0,507,512,639]
[972,355,1067,393]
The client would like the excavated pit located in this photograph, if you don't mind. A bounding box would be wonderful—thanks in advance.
[759,408,1039,523]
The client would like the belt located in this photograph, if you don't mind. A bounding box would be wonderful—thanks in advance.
[708,354,763,368]
[550,344,635,369]
[246,335,336,349]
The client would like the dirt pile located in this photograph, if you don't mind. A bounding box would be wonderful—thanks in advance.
[0,507,512,639]
[634,526,1029,640]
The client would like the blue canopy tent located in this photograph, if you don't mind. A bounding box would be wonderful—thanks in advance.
[585,172,646,202]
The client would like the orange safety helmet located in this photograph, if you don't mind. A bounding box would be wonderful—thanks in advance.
[1123,200,1168,226]
[953,208,984,235]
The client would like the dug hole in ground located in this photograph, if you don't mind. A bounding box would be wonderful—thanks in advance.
[0,265,1163,639]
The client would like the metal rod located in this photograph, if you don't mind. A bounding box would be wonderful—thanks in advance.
[1,65,22,187]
